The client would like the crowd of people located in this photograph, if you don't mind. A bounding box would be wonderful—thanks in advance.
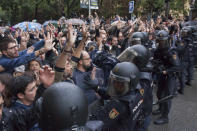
[0,12,196,131]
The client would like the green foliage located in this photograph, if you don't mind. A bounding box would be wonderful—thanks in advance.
[0,0,191,25]
[169,0,188,16]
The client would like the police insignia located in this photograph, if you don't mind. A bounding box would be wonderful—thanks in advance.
[181,42,184,46]
[114,67,119,72]
[109,108,119,119]
[140,89,144,96]
[173,54,177,60]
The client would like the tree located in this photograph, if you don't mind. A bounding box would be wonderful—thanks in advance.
[0,0,190,25]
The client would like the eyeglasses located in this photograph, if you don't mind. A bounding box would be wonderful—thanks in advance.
[7,45,19,50]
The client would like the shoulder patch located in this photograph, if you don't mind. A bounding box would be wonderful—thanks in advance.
[139,89,144,96]
[109,108,119,119]
[114,66,119,73]
[181,42,184,46]
[173,54,177,60]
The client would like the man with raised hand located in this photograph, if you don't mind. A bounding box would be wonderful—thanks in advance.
[0,32,55,74]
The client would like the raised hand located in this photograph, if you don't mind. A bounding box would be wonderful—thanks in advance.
[94,18,100,28]
[39,65,55,88]
[67,23,77,45]
[44,31,55,51]
[52,46,59,56]
[82,23,87,38]
[97,36,103,51]
[26,22,29,31]
[57,20,61,27]
[94,12,98,18]
[34,28,40,38]
[117,21,122,29]
[91,67,97,80]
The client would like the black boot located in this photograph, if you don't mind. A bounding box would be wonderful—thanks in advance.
[178,89,184,94]
[185,81,191,86]
[154,116,169,125]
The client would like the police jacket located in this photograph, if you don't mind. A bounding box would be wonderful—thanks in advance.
[153,48,180,76]
[181,38,195,62]
[139,78,152,117]
[139,62,153,117]
[89,89,144,131]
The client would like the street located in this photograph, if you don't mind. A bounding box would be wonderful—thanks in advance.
[149,69,197,131]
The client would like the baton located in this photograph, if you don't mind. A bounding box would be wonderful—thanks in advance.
[153,95,175,105]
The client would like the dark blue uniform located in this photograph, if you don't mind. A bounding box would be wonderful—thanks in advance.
[182,38,195,85]
[176,39,188,93]
[153,48,180,118]
[89,89,144,131]
[136,71,152,131]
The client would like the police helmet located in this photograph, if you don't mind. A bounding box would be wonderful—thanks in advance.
[181,26,193,38]
[40,82,88,131]
[130,32,148,46]
[107,62,140,97]
[117,45,149,69]
[192,26,197,41]
[130,32,143,45]
[156,30,169,49]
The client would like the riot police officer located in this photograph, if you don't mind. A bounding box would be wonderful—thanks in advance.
[130,32,147,46]
[191,26,197,65]
[152,30,180,125]
[175,26,192,94]
[175,38,186,94]
[117,45,153,131]
[180,26,195,86]
[130,31,154,57]
[89,62,144,131]
[117,44,150,69]
[40,82,103,131]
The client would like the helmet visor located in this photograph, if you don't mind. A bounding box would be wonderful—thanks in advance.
[132,38,141,45]
[117,47,137,62]
[107,72,130,97]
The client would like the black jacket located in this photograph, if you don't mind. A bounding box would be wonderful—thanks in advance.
[0,84,46,131]
[0,106,39,131]
[90,90,144,131]
[153,48,180,76]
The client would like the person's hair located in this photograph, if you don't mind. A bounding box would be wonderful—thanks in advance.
[13,72,36,97]
[0,37,16,51]
[112,36,117,40]
[79,51,85,60]
[90,30,96,34]
[0,73,14,107]
[0,73,14,90]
